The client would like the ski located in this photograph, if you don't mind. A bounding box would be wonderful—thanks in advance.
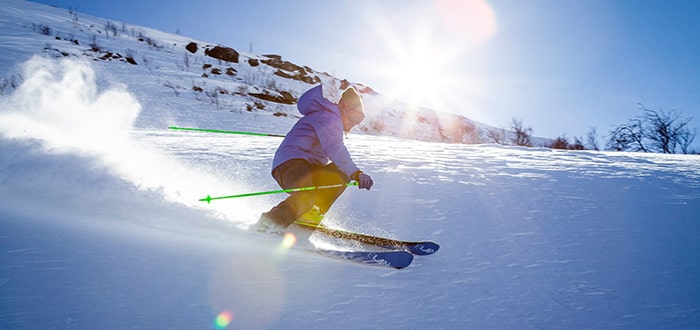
[293,221,440,256]
[315,248,413,269]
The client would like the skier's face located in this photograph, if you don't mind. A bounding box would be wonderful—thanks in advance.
[339,102,364,132]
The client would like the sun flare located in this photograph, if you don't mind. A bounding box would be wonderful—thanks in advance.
[435,0,497,43]
[384,43,454,110]
[366,0,497,112]
[376,24,462,111]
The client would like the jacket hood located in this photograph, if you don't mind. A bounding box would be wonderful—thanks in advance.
[296,84,340,117]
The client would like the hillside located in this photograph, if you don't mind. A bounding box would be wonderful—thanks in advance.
[0,0,513,145]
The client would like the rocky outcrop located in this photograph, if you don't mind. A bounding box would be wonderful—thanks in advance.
[204,46,239,63]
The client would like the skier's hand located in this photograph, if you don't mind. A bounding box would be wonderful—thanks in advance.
[356,172,374,190]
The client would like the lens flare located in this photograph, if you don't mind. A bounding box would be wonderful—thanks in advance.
[281,232,297,248]
[208,258,286,328]
[215,310,233,329]
[435,0,498,43]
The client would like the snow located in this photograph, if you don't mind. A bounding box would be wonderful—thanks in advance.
[2,1,700,329]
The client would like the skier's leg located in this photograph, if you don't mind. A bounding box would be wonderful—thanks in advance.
[311,163,349,214]
[263,159,317,227]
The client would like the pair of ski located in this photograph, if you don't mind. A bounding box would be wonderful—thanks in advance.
[292,221,440,269]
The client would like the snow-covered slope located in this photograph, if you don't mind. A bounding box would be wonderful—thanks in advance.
[1,1,699,329]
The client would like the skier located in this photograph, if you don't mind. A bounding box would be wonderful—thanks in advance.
[255,80,374,233]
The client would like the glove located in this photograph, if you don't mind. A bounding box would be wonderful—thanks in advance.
[352,171,374,190]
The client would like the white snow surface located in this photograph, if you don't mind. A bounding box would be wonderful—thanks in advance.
[1,1,700,329]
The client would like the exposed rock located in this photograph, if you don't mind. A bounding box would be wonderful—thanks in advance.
[261,54,319,84]
[185,42,197,53]
[261,54,304,72]
[273,69,319,84]
[204,46,239,63]
[248,90,296,104]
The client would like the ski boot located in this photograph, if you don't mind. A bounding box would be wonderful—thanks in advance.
[296,205,324,226]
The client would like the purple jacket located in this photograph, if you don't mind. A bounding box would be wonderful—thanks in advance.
[272,85,360,178]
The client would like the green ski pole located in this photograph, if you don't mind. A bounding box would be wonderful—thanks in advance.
[168,126,286,138]
[200,182,359,204]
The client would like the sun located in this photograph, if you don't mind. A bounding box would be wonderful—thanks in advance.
[364,0,497,113]
[384,41,454,110]
[375,24,461,111]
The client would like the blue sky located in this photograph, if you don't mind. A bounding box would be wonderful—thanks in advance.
[30,0,700,145]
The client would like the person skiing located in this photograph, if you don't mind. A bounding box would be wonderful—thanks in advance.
[255,80,373,233]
